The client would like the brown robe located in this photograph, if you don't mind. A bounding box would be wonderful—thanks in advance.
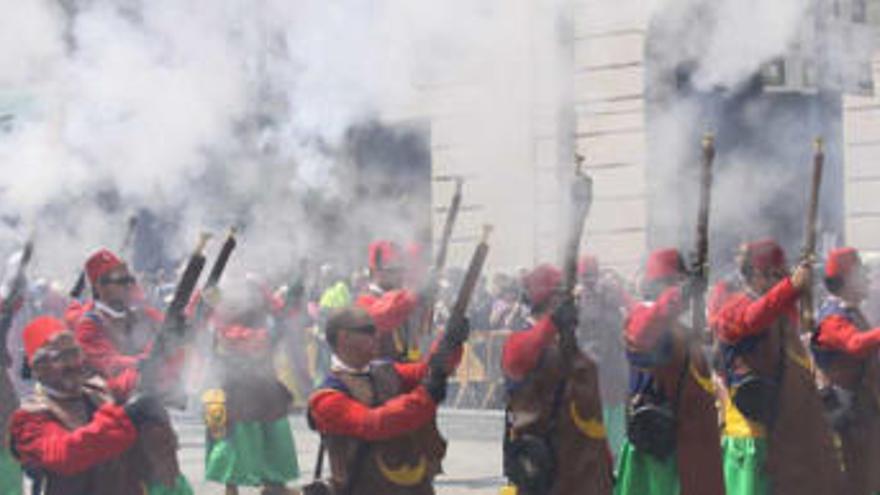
[816,307,880,495]
[507,346,613,495]
[324,362,446,495]
[649,327,725,495]
[736,318,847,495]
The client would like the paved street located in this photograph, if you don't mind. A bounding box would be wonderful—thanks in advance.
[176,409,506,495]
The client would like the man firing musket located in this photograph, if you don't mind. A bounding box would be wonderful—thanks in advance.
[500,159,613,495]
[615,133,724,495]
[306,226,490,495]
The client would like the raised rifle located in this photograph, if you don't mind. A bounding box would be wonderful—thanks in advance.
[69,215,138,298]
[692,133,715,342]
[0,240,33,368]
[194,227,237,326]
[559,156,594,362]
[430,225,492,374]
[138,233,210,401]
[411,177,463,357]
[801,138,824,333]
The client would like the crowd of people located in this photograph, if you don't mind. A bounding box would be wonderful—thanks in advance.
[0,235,879,495]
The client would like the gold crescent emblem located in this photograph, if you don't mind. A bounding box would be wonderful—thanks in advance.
[568,401,606,440]
[787,348,813,372]
[689,362,715,395]
[376,454,427,486]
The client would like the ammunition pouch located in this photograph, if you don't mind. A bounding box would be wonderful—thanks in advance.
[201,388,228,440]
[731,372,777,424]
[301,480,335,495]
[818,384,856,431]
[505,434,554,495]
[626,393,676,459]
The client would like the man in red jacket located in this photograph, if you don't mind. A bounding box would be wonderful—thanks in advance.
[355,241,421,361]
[714,238,845,495]
[500,264,613,495]
[308,306,464,494]
[811,247,880,494]
[8,316,172,495]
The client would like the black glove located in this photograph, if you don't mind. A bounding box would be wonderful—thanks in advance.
[423,370,448,404]
[551,296,578,332]
[443,315,470,349]
[123,394,169,427]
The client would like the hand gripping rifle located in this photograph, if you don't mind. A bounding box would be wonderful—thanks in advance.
[430,225,492,376]
[138,233,210,403]
[69,215,138,298]
[0,240,33,368]
[559,156,594,362]
[411,177,464,355]
[801,138,824,333]
[692,133,715,343]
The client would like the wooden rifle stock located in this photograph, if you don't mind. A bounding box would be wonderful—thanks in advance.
[0,240,33,367]
[435,226,492,367]
[692,133,715,341]
[801,138,824,333]
[139,233,210,398]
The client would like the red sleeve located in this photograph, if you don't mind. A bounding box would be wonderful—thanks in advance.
[308,387,436,441]
[501,316,557,381]
[394,362,429,391]
[717,278,799,343]
[74,317,142,377]
[356,290,418,333]
[817,315,880,358]
[624,287,683,352]
[10,404,137,476]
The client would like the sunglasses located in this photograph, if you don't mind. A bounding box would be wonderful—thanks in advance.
[100,275,137,286]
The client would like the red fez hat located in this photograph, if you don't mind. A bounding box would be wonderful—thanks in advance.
[744,239,786,271]
[85,248,124,285]
[23,316,68,365]
[523,264,562,307]
[645,248,684,282]
[368,240,403,271]
[825,247,861,279]
[578,255,599,278]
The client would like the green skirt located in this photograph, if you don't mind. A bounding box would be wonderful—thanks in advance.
[721,436,768,495]
[614,440,679,495]
[206,418,300,486]
[603,404,626,461]
[0,446,21,495]
[148,474,194,495]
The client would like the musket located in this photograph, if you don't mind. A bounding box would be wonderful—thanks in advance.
[560,154,594,362]
[69,215,139,298]
[411,177,464,356]
[0,239,33,368]
[194,227,237,325]
[692,133,715,342]
[138,232,210,400]
[801,138,824,333]
[431,225,492,372]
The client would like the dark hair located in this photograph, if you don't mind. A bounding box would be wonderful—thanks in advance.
[824,275,845,295]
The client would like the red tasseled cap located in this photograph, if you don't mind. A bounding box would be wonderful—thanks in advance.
[578,254,599,278]
[23,316,67,365]
[645,248,684,282]
[523,264,562,307]
[745,238,786,271]
[368,240,403,271]
[85,248,124,285]
[825,247,861,279]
